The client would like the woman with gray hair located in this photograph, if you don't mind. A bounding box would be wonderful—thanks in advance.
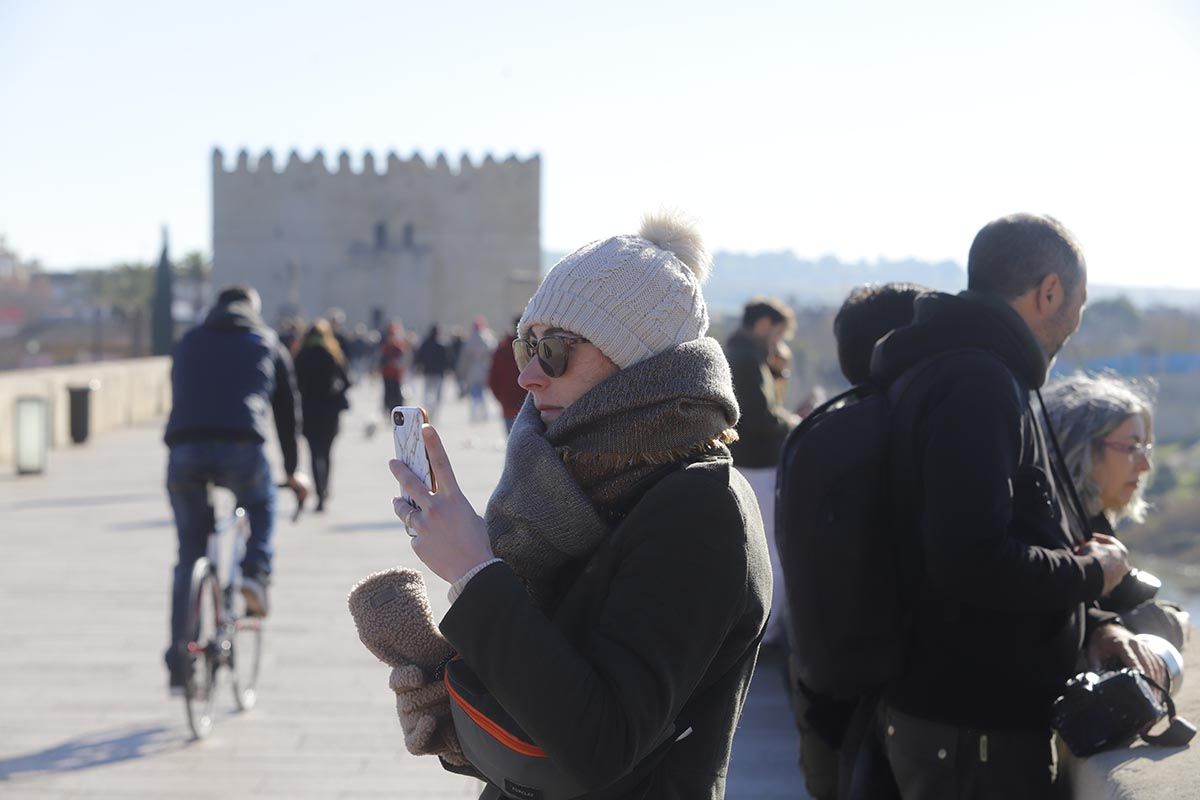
[1043,371,1154,529]
[1043,372,1189,648]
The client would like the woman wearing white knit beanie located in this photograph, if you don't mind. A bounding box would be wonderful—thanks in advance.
[387,211,771,800]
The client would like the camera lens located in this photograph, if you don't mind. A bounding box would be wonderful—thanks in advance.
[393,410,404,426]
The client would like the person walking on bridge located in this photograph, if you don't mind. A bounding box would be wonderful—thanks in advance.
[294,319,351,512]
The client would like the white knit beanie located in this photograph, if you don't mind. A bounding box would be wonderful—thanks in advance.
[519,211,712,369]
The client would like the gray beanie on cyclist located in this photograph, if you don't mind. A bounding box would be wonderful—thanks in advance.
[518,210,713,370]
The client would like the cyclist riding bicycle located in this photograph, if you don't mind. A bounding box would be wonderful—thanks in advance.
[163,285,309,693]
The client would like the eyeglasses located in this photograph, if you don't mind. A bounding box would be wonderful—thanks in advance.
[512,333,589,378]
[1100,439,1154,460]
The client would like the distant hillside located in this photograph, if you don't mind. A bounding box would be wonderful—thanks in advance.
[544,250,1200,311]
[704,252,965,311]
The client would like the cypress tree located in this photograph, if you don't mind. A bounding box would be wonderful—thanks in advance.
[151,226,175,355]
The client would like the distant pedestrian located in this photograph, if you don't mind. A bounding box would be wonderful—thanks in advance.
[294,319,351,512]
[447,327,466,397]
[488,317,526,434]
[379,323,408,418]
[459,317,496,423]
[414,325,450,422]
[326,307,351,360]
[725,296,798,647]
[347,322,373,379]
[277,316,303,353]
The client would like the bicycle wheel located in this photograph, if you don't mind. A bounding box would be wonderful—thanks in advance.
[230,587,263,711]
[184,558,221,739]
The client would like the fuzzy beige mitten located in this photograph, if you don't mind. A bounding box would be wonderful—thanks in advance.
[347,568,465,765]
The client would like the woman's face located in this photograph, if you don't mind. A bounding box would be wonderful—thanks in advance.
[517,323,619,424]
[1091,414,1153,514]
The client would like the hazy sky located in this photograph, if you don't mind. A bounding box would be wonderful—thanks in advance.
[2,0,1198,286]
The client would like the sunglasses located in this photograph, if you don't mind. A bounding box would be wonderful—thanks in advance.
[511,333,589,378]
[1100,439,1153,461]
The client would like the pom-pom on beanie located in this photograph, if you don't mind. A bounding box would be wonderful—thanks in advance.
[519,210,713,370]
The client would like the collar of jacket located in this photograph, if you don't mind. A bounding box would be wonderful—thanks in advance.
[204,300,272,335]
[870,290,1050,389]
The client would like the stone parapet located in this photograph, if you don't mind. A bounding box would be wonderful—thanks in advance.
[0,358,171,466]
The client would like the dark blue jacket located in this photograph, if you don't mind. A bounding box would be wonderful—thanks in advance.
[164,300,301,475]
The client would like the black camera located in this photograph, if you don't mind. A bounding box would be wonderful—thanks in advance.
[1052,669,1165,756]
[1052,668,1195,756]
[393,409,405,426]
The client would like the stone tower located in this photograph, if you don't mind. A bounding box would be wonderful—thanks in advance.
[211,148,540,335]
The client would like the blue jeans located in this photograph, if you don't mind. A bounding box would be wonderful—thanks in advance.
[165,441,276,669]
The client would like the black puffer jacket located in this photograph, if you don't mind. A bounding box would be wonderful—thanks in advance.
[870,290,1105,731]
[164,300,302,474]
[441,458,771,799]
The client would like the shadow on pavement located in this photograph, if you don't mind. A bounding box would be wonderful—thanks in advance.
[106,518,174,532]
[9,493,163,511]
[328,521,399,533]
[0,724,188,781]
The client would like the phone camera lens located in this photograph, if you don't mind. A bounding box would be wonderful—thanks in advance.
[393,410,404,426]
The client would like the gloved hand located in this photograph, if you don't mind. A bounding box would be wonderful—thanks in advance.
[348,568,462,762]
[389,663,468,765]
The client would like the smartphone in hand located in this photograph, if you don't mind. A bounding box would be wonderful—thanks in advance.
[392,406,434,508]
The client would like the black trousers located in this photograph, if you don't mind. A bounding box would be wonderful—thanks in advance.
[306,433,335,501]
[879,702,1060,800]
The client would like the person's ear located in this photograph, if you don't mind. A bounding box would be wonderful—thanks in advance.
[1036,273,1064,316]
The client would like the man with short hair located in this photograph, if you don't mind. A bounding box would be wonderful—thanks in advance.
[833,282,928,386]
[163,285,308,692]
[725,297,798,646]
[783,281,930,800]
[870,214,1157,798]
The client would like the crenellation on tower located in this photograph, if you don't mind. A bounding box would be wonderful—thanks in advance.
[212,147,540,177]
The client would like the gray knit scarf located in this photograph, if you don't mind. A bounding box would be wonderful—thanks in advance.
[484,337,739,598]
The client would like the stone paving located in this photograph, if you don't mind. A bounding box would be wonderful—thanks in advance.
[0,379,805,799]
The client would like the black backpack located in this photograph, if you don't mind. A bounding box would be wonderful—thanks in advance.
[775,384,904,703]
[774,354,959,703]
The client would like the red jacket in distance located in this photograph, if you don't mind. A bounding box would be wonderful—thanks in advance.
[487,340,526,418]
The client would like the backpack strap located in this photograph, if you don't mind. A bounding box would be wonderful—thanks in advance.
[1035,389,1092,546]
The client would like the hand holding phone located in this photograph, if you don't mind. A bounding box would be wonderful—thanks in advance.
[392,406,434,509]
